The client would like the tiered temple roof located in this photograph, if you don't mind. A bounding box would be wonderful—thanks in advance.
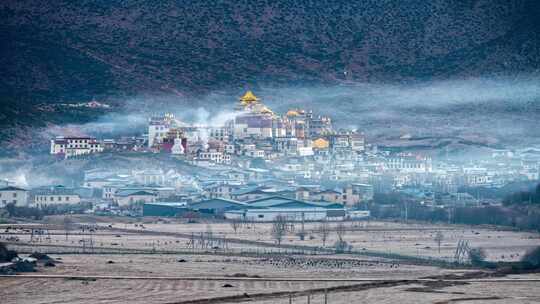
[239,90,259,105]
[237,91,275,116]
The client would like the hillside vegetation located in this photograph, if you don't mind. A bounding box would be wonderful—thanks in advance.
[2,1,539,103]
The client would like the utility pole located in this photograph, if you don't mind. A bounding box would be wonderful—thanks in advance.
[300,212,305,241]
[403,200,408,222]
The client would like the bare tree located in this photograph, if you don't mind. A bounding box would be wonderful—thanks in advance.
[468,247,487,266]
[63,216,74,241]
[271,215,288,245]
[241,216,253,230]
[434,231,444,253]
[334,222,349,253]
[318,219,330,247]
[230,218,241,234]
[298,212,306,241]
[205,224,215,248]
[336,222,346,242]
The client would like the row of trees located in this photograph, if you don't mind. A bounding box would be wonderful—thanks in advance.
[370,200,540,231]
[4,202,93,220]
[268,216,350,252]
[503,184,540,205]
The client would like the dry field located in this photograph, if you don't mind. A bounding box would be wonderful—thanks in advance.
[3,219,540,260]
[131,220,540,261]
[1,217,540,303]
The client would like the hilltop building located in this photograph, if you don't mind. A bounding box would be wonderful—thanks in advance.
[233,91,275,139]
[50,136,103,159]
[148,113,178,148]
[161,128,187,154]
[232,91,335,146]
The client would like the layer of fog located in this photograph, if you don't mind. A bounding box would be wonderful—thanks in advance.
[258,75,540,145]
[4,75,540,188]
[41,74,540,147]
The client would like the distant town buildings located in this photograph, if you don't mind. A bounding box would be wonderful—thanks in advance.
[34,90,540,214]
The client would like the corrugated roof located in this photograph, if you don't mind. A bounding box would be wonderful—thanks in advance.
[145,202,187,207]
[244,196,344,209]
[0,186,27,192]
[231,186,262,195]
[190,198,246,210]
[115,190,157,197]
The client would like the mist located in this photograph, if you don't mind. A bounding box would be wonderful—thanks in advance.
[30,74,540,152]
[254,75,540,146]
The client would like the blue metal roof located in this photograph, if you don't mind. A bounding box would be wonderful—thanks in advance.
[115,189,156,197]
[190,198,247,210]
[245,196,343,209]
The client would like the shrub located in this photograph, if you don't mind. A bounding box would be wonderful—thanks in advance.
[468,248,487,266]
[522,246,540,269]
[0,242,18,262]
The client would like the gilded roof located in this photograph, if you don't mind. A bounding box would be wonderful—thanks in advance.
[286,110,299,116]
[240,90,259,104]
[313,138,329,149]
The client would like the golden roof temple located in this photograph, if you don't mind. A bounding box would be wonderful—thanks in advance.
[236,90,275,116]
[239,90,259,106]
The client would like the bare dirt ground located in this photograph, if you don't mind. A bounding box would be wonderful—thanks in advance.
[250,280,540,304]
[6,217,535,261]
[1,218,540,303]
[0,253,449,304]
[114,220,540,261]
[5,217,540,261]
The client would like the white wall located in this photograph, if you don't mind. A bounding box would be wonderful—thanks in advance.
[116,195,156,207]
[33,194,81,206]
[0,190,29,207]
[225,208,331,222]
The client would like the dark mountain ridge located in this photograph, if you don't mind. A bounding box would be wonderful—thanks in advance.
[2,0,539,103]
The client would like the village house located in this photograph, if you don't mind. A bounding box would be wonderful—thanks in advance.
[50,136,103,159]
[148,113,176,148]
[198,150,225,164]
[114,189,157,207]
[230,186,273,202]
[341,183,375,206]
[32,186,81,207]
[0,186,29,207]
[205,182,243,200]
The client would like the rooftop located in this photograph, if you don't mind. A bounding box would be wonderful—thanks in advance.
[0,186,27,192]
[239,90,259,103]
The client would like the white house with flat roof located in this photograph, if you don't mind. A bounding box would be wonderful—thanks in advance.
[0,186,29,207]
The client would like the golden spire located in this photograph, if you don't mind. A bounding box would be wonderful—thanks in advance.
[240,90,259,105]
